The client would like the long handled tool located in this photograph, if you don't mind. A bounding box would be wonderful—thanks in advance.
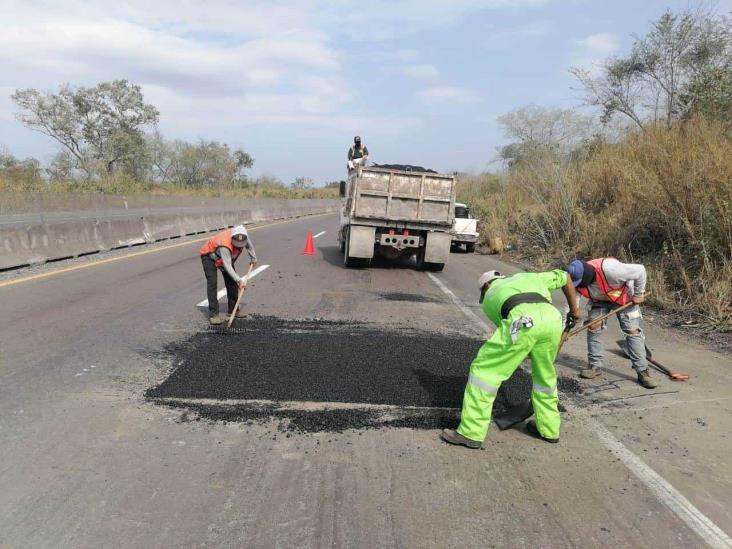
[227,262,255,329]
[566,301,634,338]
[617,340,689,381]
[494,301,635,430]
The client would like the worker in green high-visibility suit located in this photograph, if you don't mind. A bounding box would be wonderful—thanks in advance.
[441,269,582,449]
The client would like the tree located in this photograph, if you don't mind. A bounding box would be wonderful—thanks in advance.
[46,151,76,182]
[12,80,159,176]
[572,9,732,128]
[496,105,595,167]
[681,66,732,125]
[291,177,313,189]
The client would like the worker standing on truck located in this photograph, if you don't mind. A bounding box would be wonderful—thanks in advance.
[347,136,369,172]
[567,258,657,389]
[441,269,582,449]
[199,225,257,325]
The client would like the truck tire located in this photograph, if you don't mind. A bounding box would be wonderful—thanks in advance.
[339,237,345,254]
[415,245,427,270]
[465,242,476,253]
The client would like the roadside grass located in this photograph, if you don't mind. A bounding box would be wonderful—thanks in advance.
[0,172,339,200]
[458,118,732,331]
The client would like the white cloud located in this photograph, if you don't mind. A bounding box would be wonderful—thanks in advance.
[321,0,551,41]
[578,32,620,55]
[416,86,481,105]
[401,65,440,79]
[481,20,554,51]
[572,32,620,75]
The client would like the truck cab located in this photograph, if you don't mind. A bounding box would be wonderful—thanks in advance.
[451,202,479,253]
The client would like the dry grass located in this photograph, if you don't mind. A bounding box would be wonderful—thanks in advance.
[0,172,339,200]
[458,117,732,331]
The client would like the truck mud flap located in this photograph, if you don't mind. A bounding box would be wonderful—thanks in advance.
[425,232,451,264]
[348,225,376,259]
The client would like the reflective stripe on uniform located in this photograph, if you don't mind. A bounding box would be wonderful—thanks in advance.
[532,383,557,395]
[468,373,498,394]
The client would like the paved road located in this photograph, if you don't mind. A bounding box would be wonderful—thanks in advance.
[1,213,730,548]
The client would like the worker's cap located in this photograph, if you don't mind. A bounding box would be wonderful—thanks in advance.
[478,270,505,288]
[354,135,361,143]
[231,225,248,247]
[567,259,594,288]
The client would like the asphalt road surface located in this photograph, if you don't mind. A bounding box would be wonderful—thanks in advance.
[1,213,730,548]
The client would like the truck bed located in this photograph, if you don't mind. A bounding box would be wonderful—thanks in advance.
[347,167,455,227]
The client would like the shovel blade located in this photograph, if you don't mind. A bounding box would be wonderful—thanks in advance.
[494,399,534,430]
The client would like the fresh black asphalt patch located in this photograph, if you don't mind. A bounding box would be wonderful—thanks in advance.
[147,316,582,433]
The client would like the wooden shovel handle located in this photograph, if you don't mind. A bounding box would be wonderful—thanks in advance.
[227,263,255,328]
[567,301,635,338]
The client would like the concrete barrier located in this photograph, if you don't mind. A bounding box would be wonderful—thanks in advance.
[0,193,339,270]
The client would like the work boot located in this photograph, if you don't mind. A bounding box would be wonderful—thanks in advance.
[234,308,247,319]
[637,369,658,389]
[440,429,481,449]
[579,367,601,379]
[525,420,559,444]
[209,315,224,325]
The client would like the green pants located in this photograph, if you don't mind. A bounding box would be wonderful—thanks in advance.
[457,303,563,442]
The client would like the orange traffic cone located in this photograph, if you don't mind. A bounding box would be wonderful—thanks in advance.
[302,230,315,255]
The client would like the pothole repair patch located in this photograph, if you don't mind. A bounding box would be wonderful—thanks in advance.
[378,292,442,303]
[146,316,582,433]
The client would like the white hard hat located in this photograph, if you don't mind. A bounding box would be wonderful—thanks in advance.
[478,270,505,288]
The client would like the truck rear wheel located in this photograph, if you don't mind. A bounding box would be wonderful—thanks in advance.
[465,242,476,253]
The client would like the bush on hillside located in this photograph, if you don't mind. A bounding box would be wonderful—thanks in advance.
[458,117,732,330]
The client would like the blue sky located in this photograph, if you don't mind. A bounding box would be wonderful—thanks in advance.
[1,0,730,184]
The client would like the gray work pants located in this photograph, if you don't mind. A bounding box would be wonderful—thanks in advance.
[586,302,648,372]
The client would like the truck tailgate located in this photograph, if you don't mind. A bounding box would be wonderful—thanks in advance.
[352,168,455,225]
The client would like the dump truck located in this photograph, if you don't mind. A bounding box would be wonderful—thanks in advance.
[337,166,456,271]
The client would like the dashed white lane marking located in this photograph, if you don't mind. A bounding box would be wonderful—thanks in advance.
[196,264,270,307]
[74,364,97,377]
[313,231,326,239]
[426,273,732,549]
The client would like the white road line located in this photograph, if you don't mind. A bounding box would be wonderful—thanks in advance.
[426,273,491,334]
[313,231,326,239]
[426,272,732,549]
[591,421,732,548]
[196,264,270,307]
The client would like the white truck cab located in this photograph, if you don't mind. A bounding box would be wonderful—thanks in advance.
[451,202,479,253]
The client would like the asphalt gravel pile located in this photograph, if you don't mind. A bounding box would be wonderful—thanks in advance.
[147,316,582,432]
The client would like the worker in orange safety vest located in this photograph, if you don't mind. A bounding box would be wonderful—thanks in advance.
[567,258,657,389]
[199,225,257,324]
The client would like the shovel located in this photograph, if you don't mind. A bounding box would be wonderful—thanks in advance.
[226,262,255,329]
[617,340,689,381]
